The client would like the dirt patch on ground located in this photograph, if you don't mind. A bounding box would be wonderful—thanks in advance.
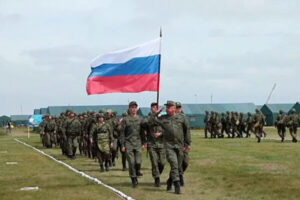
[199,158,217,166]
[251,163,291,173]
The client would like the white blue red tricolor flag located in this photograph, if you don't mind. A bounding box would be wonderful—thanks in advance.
[86,38,161,95]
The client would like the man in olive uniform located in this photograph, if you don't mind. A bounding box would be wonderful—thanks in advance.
[86,111,97,159]
[237,113,246,138]
[221,113,229,138]
[275,110,287,142]
[117,111,128,171]
[90,113,114,172]
[39,115,47,147]
[144,102,166,187]
[245,112,254,138]
[106,109,118,167]
[231,112,237,138]
[57,112,67,155]
[154,101,191,194]
[43,115,53,148]
[176,102,190,186]
[287,109,298,143]
[225,111,232,138]
[65,112,81,159]
[253,109,263,143]
[120,101,147,188]
[204,111,210,138]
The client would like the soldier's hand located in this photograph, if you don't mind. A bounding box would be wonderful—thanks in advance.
[154,132,161,138]
[142,145,147,151]
[121,147,126,152]
[64,136,67,140]
[187,145,191,151]
[110,143,113,148]
[183,147,186,152]
[90,138,93,143]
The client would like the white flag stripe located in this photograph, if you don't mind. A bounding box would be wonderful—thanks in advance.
[90,38,161,68]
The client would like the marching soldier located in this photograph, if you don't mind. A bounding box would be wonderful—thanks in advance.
[275,110,287,142]
[246,112,254,138]
[287,109,298,143]
[253,109,263,143]
[204,111,210,138]
[144,102,166,187]
[153,100,191,194]
[90,113,114,172]
[117,111,128,171]
[120,101,147,188]
[65,112,81,159]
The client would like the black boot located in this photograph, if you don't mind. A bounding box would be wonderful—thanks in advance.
[179,175,184,186]
[100,165,104,172]
[159,164,164,174]
[257,137,261,143]
[166,178,172,191]
[136,164,143,176]
[174,181,181,194]
[281,137,284,142]
[131,177,137,188]
[105,162,110,171]
[154,177,160,187]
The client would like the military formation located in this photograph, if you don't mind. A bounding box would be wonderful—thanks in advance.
[39,100,191,194]
[204,108,299,143]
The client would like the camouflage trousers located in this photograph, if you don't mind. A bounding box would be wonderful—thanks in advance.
[148,147,166,178]
[289,125,297,140]
[125,146,142,178]
[166,147,183,182]
[277,124,286,139]
[67,135,78,156]
[182,151,189,173]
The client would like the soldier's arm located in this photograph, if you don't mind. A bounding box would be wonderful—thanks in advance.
[183,117,191,148]
[120,119,126,148]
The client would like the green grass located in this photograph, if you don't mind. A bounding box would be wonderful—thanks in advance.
[1,127,300,200]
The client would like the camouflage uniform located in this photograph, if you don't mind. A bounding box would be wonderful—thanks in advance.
[246,112,253,138]
[120,101,146,187]
[204,111,210,138]
[144,105,166,187]
[287,109,298,143]
[65,113,81,158]
[253,109,263,143]
[90,113,114,171]
[275,110,286,142]
[153,101,191,194]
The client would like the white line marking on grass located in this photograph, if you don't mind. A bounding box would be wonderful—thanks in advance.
[14,138,134,200]
[20,186,39,191]
[0,150,8,153]
[6,162,18,165]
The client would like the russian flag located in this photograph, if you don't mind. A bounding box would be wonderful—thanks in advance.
[86,38,161,95]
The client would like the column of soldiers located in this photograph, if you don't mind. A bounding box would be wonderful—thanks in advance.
[204,108,299,143]
[275,108,299,143]
[38,100,191,194]
[204,109,267,142]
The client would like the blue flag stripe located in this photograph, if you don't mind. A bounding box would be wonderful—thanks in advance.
[88,55,160,78]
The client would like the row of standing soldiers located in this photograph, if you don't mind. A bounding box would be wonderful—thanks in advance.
[39,100,191,194]
[204,108,299,143]
[204,109,267,142]
[275,108,299,142]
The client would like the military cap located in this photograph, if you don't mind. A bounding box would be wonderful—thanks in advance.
[176,102,182,108]
[164,100,176,106]
[279,110,284,114]
[122,111,128,117]
[112,110,117,115]
[99,109,106,113]
[96,113,105,118]
[106,109,113,114]
[129,101,138,107]
[291,108,296,113]
[255,109,259,113]
[151,102,158,107]
[205,110,209,114]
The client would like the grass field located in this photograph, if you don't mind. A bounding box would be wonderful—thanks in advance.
[1,127,300,200]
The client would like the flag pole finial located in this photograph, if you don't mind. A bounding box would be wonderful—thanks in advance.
[160,27,162,37]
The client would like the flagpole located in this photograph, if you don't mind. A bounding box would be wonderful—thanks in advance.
[157,28,162,106]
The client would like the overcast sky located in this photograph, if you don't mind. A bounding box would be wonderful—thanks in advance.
[1,0,300,116]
